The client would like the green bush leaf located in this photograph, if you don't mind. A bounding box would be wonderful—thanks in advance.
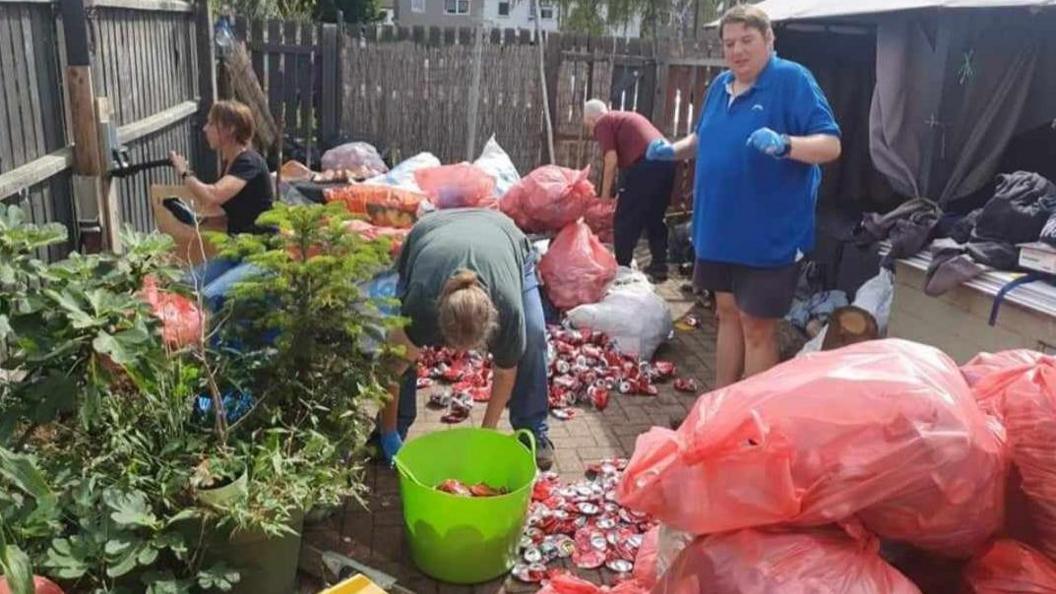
[0,448,52,502]
[106,491,158,529]
[105,549,138,578]
[0,544,33,594]
[19,374,77,425]
[104,538,132,556]
[197,562,241,591]
[45,537,89,579]
[45,289,97,329]
[93,327,151,366]
[137,545,159,566]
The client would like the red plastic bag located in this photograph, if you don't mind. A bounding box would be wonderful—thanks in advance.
[964,540,1056,594]
[583,197,615,244]
[538,221,617,310]
[633,526,660,589]
[501,165,595,232]
[617,339,1007,557]
[414,163,497,209]
[344,219,409,258]
[961,350,1049,389]
[655,529,921,594]
[537,573,647,594]
[966,352,1056,558]
[141,277,203,348]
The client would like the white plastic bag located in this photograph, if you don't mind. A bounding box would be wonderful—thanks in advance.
[797,268,895,356]
[566,267,672,360]
[321,141,388,176]
[854,268,895,332]
[365,152,441,192]
[473,135,521,199]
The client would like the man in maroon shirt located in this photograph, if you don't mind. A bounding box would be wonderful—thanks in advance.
[584,99,676,281]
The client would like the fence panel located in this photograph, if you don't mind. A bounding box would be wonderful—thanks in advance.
[654,34,723,214]
[89,4,200,233]
[232,18,720,203]
[0,0,75,258]
[236,15,320,155]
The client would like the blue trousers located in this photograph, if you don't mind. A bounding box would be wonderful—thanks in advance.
[187,258,261,312]
[394,260,550,442]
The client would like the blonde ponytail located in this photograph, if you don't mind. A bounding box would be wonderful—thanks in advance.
[438,270,499,351]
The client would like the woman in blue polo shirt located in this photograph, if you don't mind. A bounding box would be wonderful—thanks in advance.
[647,5,842,388]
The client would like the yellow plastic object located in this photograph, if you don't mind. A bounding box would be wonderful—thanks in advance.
[319,574,388,594]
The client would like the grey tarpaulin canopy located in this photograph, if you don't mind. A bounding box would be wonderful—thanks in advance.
[752,0,1056,206]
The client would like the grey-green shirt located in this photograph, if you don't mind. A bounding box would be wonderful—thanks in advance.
[397,209,532,368]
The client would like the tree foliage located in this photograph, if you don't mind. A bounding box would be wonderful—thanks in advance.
[211,0,385,22]
[549,0,731,37]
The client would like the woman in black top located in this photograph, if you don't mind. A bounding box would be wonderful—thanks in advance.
[169,100,273,310]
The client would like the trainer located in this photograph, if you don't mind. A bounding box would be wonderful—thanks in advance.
[647,5,841,387]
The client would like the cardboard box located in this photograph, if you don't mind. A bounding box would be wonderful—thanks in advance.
[150,185,227,267]
[1019,242,1056,275]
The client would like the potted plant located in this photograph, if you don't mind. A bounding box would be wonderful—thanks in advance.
[0,209,240,593]
[0,203,402,594]
[191,454,248,509]
[193,202,403,594]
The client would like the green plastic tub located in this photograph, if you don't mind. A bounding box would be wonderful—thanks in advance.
[393,428,537,584]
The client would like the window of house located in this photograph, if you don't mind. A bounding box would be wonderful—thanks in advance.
[530,1,554,20]
[445,0,470,14]
[497,0,510,17]
[410,0,425,13]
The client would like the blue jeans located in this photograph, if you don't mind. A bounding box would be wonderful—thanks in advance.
[393,259,550,443]
[187,258,261,312]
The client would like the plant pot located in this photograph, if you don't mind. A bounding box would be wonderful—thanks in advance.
[196,471,248,509]
[199,509,305,594]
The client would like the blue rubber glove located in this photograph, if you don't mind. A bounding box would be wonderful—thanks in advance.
[747,127,790,157]
[380,431,403,465]
[645,138,676,162]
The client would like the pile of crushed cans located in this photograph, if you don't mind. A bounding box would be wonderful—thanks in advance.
[417,326,699,424]
[435,479,509,498]
[546,326,697,420]
[512,458,654,583]
[418,349,493,423]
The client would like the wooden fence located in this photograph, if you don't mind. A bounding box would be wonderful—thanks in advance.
[0,0,213,257]
[1,2,717,261]
[0,0,76,260]
[232,20,721,206]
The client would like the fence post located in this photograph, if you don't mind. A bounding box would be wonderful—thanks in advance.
[321,22,339,144]
[465,24,484,161]
[194,0,219,181]
[60,0,121,253]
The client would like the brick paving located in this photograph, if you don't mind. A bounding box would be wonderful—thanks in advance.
[303,276,718,594]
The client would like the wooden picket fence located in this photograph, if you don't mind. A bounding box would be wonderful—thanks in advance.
[231,18,722,202]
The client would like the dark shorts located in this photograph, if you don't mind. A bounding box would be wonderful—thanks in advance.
[693,259,800,319]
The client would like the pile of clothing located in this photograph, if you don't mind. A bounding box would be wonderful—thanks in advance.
[857,171,1056,297]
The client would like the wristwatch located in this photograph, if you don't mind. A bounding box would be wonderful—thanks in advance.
[777,134,792,158]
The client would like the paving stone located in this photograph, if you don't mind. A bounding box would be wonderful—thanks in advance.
[304,283,719,594]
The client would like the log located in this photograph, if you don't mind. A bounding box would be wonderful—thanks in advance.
[821,305,880,351]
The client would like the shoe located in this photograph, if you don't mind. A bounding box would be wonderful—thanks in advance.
[646,266,669,283]
[535,436,555,472]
